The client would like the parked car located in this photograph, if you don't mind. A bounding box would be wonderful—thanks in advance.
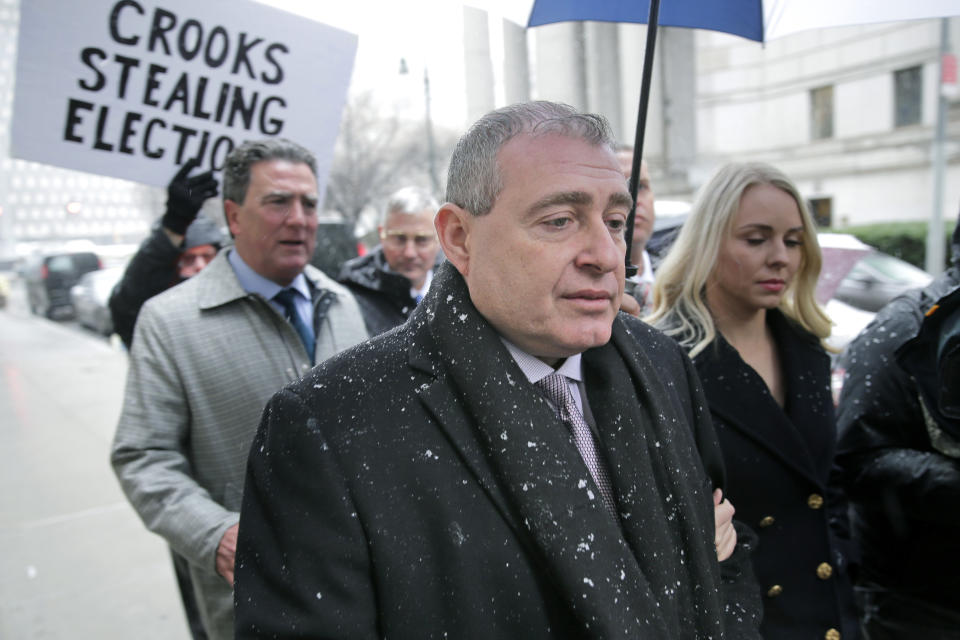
[311,220,363,279]
[23,251,101,319]
[819,233,933,312]
[71,266,125,336]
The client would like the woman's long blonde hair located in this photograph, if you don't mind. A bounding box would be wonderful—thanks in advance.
[645,161,832,358]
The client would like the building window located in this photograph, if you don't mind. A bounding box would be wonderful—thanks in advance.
[810,86,834,140]
[808,197,833,228]
[894,65,922,127]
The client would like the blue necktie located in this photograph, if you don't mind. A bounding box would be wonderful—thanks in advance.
[273,288,315,364]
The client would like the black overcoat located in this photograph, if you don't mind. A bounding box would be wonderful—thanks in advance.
[693,310,859,639]
[337,247,445,336]
[234,262,762,639]
[835,264,960,633]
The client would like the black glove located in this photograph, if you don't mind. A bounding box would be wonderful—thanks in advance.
[162,158,219,236]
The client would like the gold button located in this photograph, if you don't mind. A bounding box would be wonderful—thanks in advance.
[758,516,775,527]
[825,629,841,640]
[807,493,824,509]
[766,585,783,597]
[816,562,833,580]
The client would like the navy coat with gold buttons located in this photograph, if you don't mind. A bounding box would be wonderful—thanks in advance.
[691,310,860,640]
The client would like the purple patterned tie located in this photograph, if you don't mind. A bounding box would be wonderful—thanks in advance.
[536,373,618,519]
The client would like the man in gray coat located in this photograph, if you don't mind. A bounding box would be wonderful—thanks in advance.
[111,139,367,640]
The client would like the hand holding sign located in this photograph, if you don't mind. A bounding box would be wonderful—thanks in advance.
[163,158,219,236]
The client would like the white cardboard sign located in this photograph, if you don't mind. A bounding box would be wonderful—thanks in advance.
[11,0,358,193]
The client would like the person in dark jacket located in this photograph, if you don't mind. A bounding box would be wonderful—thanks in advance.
[109,159,224,349]
[107,159,222,640]
[234,101,763,639]
[648,161,860,640]
[338,186,442,335]
[835,214,960,639]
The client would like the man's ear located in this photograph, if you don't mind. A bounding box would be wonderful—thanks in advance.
[224,200,241,237]
[435,203,472,277]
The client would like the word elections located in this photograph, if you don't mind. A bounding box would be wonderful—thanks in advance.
[63,0,290,168]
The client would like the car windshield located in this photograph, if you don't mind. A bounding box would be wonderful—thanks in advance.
[851,251,931,285]
[46,255,77,274]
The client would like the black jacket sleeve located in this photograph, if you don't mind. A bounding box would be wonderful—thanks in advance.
[234,387,380,639]
[677,348,764,639]
[837,293,960,527]
[109,226,182,349]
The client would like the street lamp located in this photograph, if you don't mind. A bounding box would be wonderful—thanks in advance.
[399,58,440,195]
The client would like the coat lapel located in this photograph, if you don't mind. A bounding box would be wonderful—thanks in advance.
[584,320,725,638]
[694,312,827,485]
[769,312,837,481]
[408,264,677,638]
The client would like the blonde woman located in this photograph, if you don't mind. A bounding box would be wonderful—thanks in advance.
[648,162,859,640]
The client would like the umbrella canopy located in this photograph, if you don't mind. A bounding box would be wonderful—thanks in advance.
[525,0,959,42]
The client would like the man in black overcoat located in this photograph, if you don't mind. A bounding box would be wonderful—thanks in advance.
[234,101,761,639]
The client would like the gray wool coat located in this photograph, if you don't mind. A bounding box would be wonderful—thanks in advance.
[111,250,367,640]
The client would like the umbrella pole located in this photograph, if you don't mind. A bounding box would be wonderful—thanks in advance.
[624,0,661,279]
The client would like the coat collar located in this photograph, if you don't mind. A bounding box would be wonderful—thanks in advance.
[404,263,723,638]
[195,250,345,311]
[695,309,835,484]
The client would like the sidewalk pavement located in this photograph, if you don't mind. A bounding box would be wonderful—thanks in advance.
[0,297,189,639]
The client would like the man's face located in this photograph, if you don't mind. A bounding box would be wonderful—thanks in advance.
[617,151,655,259]
[379,208,439,289]
[456,133,630,364]
[177,244,217,278]
[225,159,318,286]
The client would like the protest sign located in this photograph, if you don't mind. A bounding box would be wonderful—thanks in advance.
[11,0,357,194]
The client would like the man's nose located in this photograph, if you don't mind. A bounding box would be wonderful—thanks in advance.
[577,219,623,272]
[402,239,419,257]
[285,199,307,226]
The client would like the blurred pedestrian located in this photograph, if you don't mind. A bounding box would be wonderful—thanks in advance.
[109,159,224,639]
[110,159,224,350]
[111,139,368,640]
[835,214,960,639]
[234,101,762,639]
[648,161,860,639]
[617,147,656,313]
[338,186,443,335]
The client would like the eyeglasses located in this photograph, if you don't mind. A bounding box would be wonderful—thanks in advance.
[381,231,436,249]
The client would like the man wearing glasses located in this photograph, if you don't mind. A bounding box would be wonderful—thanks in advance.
[338,186,444,335]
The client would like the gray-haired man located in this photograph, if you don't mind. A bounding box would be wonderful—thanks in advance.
[338,186,443,335]
[111,139,367,639]
[235,103,760,639]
